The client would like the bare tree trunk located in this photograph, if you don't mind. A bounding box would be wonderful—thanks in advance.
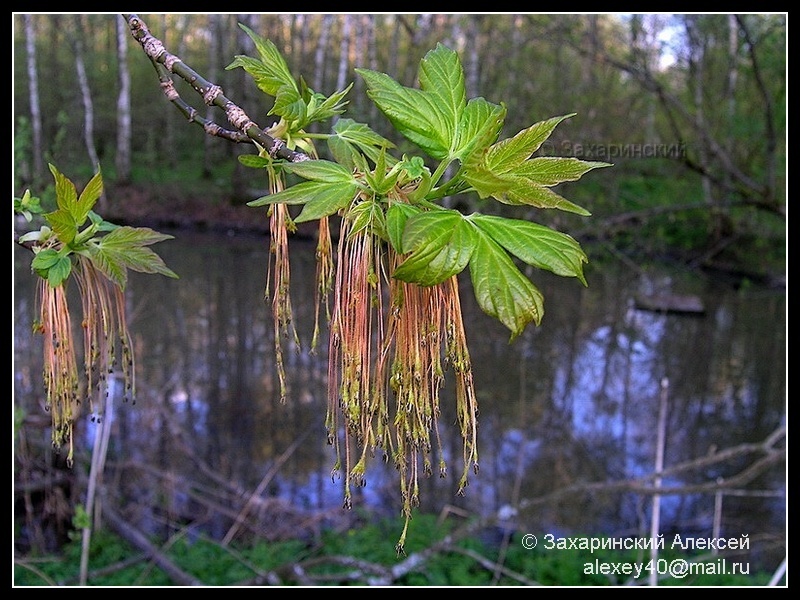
[115,15,132,185]
[364,15,378,124]
[71,15,105,211]
[313,14,334,93]
[724,15,740,216]
[24,15,44,184]
[293,13,309,74]
[465,16,480,99]
[685,17,720,242]
[336,15,352,95]
[203,15,220,180]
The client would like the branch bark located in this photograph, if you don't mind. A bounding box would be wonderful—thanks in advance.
[122,13,309,163]
[102,503,205,586]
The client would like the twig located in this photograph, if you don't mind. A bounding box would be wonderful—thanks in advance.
[102,503,205,586]
[222,430,311,546]
[122,13,309,163]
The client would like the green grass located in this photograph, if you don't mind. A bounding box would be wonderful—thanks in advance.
[13,516,778,587]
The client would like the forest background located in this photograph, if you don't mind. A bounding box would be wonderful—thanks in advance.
[13,13,786,283]
[12,13,787,587]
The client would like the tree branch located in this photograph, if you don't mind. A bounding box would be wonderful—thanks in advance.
[122,13,309,163]
[102,503,205,586]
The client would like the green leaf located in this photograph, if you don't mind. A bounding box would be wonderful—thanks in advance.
[468,232,545,339]
[499,177,591,216]
[248,180,356,222]
[514,157,610,186]
[305,81,352,124]
[272,86,307,123]
[90,226,178,289]
[331,119,395,150]
[248,181,326,207]
[31,248,61,276]
[385,203,421,253]
[75,170,103,225]
[43,209,78,245]
[282,159,356,183]
[455,97,506,164]
[393,210,477,286]
[357,68,451,160]
[418,43,465,152]
[469,214,588,284]
[229,25,297,100]
[486,114,575,173]
[295,183,358,223]
[238,154,272,169]
[32,248,72,287]
[85,245,126,288]
[49,163,77,212]
[328,119,396,170]
[47,255,72,288]
[347,200,387,240]
[462,161,516,199]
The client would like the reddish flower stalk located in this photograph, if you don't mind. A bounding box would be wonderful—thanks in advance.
[35,256,137,466]
[37,278,79,463]
[324,214,479,553]
[265,166,300,403]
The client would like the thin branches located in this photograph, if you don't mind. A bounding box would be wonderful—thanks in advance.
[123,14,309,163]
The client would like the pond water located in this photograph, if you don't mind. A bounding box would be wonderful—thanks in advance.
[13,230,786,568]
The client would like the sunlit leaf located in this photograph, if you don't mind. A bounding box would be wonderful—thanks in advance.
[418,43,465,152]
[75,170,103,226]
[486,114,575,172]
[229,25,298,100]
[282,159,356,183]
[469,214,588,284]
[90,226,178,288]
[357,68,451,160]
[499,178,591,216]
[462,161,516,199]
[454,97,506,164]
[514,157,610,186]
[393,210,476,286]
[43,209,77,246]
[49,163,77,212]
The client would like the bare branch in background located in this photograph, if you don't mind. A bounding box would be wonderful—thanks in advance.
[122,13,309,163]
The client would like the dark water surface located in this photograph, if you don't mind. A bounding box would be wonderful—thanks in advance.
[14,231,786,568]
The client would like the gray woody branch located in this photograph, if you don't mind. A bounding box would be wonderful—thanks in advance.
[123,14,309,162]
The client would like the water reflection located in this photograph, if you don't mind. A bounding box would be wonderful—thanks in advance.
[13,232,785,565]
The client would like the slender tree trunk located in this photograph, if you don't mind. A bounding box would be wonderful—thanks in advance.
[724,15,739,217]
[465,16,480,99]
[364,15,378,124]
[313,14,334,93]
[336,15,352,96]
[685,17,719,242]
[203,15,220,180]
[71,15,105,211]
[24,15,43,184]
[294,13,309,75]
[115,15,132,185]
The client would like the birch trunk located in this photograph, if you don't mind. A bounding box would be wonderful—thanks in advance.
[115,15,132,184]
[24,15,44,183]
[71,15,105,211]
